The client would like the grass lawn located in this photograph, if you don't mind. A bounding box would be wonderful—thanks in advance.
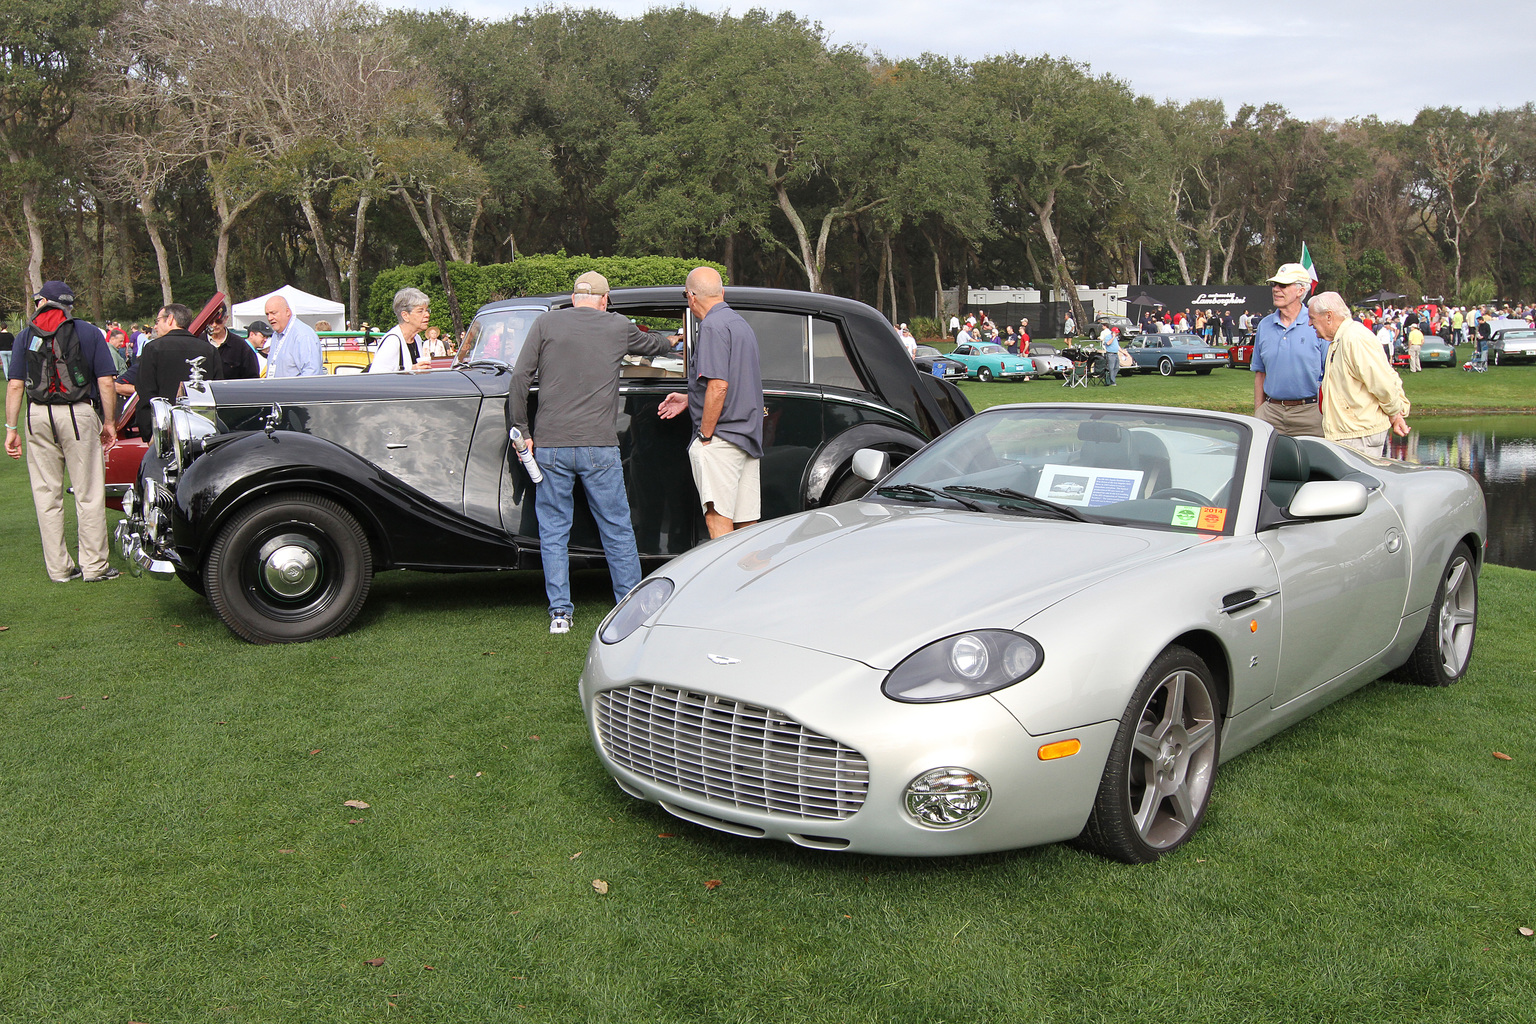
[948,342,1536,416]
[3,451,1535,1022]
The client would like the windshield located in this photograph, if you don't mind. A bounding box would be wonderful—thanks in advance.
[462,307,547,364]
[877,407,1249,533]
[977,344,1004,354]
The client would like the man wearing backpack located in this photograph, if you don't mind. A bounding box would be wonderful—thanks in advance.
[4,281,121,582]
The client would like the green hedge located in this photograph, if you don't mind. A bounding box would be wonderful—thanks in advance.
[366,254,727,331]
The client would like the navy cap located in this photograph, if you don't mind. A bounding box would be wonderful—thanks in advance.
[34,280,75,305]
[245,319,273,336]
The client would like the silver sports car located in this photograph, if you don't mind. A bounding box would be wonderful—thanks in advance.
[580,405,1486,862]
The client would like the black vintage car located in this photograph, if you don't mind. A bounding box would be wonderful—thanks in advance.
[116,286,973,643]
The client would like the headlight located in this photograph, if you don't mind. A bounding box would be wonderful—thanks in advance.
[599,577,674,645]
[883,630,1043,702]
[152,398,174,460]
[170,406,217,471]
[906,767,991,829]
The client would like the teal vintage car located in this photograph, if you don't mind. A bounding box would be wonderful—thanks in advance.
[949,341,1033,381]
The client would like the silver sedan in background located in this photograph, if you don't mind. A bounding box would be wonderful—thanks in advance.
[581,405,1485,862]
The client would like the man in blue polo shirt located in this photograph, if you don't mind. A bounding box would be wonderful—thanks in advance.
[1251,263,1329,437]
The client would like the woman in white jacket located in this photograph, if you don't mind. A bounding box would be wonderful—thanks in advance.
[368,287,433,373]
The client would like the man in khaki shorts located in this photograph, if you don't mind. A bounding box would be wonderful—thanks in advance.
[658,267,764,539]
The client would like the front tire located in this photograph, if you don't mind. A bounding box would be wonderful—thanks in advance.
[1079,646,1221,863]
[825,472,874,504]
[1158,357,1174,377]
[204,492,374,644]
[977,366,993,382]
[1397,543,1477,686]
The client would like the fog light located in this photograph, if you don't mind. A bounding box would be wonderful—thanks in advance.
[905,767,991,829]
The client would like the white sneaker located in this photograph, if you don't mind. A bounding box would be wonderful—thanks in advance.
[549,615,572,634]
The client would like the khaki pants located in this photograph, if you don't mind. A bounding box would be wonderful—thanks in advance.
[1409,345,1422,372]
[1335,432,1389,456]
[25,401,110,580]
[1256,399,1324,438]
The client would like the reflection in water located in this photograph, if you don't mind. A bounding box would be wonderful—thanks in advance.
[1388,417,1536,570]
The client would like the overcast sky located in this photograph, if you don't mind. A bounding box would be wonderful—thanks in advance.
[404,0,1533,123]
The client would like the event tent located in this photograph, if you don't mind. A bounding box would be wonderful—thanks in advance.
[231,285,345,331]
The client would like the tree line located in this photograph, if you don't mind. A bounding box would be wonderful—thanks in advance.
[5,0,1534,332]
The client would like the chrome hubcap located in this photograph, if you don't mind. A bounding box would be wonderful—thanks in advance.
[1129,669,1217,849]
[260,540,320,598]
[1438,557,1476,677]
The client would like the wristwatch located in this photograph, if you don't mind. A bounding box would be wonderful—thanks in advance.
[700,434,713,443]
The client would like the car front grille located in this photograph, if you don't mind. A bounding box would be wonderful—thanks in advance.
[596,684,869,820]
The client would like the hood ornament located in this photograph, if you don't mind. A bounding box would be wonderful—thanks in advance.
[707,654,740,666]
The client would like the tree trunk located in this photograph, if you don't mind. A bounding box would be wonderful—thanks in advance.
[723,231,736,285]
[1219,206,1246,284]
[20,187,44,295]
[1026,185,1087,330]
[431,194,463,264]
[299,193,345,304]
[901,244,917,324]
[115,205,135,304]
[208,156,263,306]
[140,191,174,306]
[1169,234,1193,285]
[772,179,822,293]
[885,235,898,323]
[874,231,886,318]
[394,180,464,340]
[348,192,372,329]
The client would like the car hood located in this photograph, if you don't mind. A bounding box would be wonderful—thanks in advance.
[655,501,1204,668]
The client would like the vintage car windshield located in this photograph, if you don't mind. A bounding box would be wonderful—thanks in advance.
[877,407,1248,533]
[462,307,546,365]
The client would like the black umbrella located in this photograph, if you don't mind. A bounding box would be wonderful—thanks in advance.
[1125,293,1164,307]
[1361,289,1406,304]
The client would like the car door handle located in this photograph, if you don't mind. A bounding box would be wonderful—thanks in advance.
[385,443,407,450]
[1222,588,1279,614]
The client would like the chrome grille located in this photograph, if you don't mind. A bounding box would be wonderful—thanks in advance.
[596,684,869,820]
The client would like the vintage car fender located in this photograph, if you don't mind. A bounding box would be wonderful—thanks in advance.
[171,430,522,572]
[803,422,930,505]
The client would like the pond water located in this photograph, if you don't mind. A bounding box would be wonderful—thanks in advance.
[1387,417,1536,571]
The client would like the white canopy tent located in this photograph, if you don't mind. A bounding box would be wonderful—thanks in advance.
[231,285,345,331]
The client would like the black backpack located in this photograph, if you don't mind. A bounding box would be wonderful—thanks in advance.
[23,316,92,406]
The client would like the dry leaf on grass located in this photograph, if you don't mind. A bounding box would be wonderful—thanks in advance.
[704,879,723,890]
[592,879,609,894]
[423,964,435,970]
[309,749,321,755]
[344,800,370,809]
[657,833,677,839]
[365,957,386,967]
[1520,927,1534,937]
[57,695,73,700]
[569,851,581,860]
[1493,751,1513,760]
[348,819,364,824]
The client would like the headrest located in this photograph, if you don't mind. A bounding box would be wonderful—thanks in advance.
[1269,434,1310,482]
[1078,420,1125,443]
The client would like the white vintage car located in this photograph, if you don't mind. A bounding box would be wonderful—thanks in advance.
[580,404,1486,862]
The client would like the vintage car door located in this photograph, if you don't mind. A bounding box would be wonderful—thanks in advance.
[1259,483,1411,708]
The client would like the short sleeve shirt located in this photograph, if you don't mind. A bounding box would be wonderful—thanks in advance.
[1251,306,1328,400]
[690,302,764,459]
[9,317,116,404]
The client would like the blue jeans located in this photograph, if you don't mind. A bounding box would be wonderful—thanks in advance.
[533,446,643,618]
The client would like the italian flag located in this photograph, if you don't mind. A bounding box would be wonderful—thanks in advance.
[1300,242,1318,293]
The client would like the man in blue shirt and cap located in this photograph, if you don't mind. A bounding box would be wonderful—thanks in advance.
[1251,263,1329,437]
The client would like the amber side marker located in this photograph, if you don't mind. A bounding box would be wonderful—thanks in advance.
[1037,739,1082,761]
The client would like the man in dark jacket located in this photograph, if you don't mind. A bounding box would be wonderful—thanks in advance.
[135,303,221,437]
[206,304,261,379]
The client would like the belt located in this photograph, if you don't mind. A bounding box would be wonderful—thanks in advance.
[1265,395,1317,406]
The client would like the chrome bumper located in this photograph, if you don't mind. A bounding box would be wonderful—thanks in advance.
[115,484,175,577]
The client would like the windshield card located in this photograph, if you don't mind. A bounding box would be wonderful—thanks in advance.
[1037,465,1145,507]
[1171,505,1228,530]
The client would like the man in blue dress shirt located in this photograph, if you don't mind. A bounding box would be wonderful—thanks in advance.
[263,295,323,377]
[1251,263,1329,437]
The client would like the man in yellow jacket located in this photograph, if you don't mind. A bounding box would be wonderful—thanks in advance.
[1308,292,1410,456]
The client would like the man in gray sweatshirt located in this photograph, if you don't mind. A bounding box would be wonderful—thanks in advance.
[509,271,674,633]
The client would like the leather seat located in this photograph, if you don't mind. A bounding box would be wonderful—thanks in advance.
[1265,434,1311,507]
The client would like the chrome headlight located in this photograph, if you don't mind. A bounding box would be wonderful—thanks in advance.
[169,406,217,470]
[599,577,674,644]
[906,767,991,829]
[883,630,1043,703]
[151,398,175,461]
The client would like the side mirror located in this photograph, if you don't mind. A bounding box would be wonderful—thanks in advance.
[852,448,890,482]
[1287,480,1368,520]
